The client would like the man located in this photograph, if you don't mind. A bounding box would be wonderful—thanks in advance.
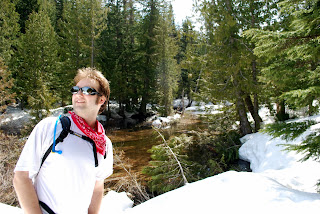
[13,67,113,214]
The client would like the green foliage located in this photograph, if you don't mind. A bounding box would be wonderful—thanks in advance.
[143,129,241,194]
[28,78,55,122]
[14,0,39,33]
[196,0,277,134]
[262,120,316,141]
[155,2,179,116]
[97,0,141,114]
[0,59,16,113]
[244,0,320,115]
[188,130,241,178]
[13,10,58,116]
[281,87,320,115]
[142,134,194,194]
[286,132,320,162]
[0,0,20,63]
[199,104,239,133]
[263,119,320,169]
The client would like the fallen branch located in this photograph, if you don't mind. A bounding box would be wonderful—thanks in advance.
[153,128,189,185]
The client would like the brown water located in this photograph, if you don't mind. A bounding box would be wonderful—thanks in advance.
[106,114,205,182]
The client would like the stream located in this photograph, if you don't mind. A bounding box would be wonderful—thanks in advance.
[105,113,206,184]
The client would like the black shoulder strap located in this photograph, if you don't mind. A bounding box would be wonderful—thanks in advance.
[39,201,56,214]
[40,116,71,168]
[40,116,102,168]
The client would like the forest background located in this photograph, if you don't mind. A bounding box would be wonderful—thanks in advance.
[0,0,319,206]
[1,0,319,132]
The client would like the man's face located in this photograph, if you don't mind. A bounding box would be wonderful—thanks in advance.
[72,78,105,116]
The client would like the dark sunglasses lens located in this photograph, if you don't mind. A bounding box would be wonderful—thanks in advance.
[82,87,96,95]
[71,86,80,94]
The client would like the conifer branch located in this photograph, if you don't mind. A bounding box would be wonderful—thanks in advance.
[153,128,189,185]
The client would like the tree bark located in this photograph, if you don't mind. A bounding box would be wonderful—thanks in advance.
[234,78,252,135]
[245,95,262,132]
[236,95,252,135]
[276,100,288,121]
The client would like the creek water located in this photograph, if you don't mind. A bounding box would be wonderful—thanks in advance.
[105,113,206,183]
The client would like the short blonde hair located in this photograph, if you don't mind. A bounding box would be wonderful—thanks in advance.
[74,67,110,114]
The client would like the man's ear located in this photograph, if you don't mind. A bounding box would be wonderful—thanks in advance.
[99,96,106,105]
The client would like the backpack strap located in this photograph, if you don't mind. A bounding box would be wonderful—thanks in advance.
[40,116,71,168]
[40,116,102,169]
[69,130,99,167]
[39,201,56,214]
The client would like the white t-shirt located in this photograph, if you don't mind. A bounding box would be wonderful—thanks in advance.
[14,116,113,214]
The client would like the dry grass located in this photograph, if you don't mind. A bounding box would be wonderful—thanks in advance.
[0,132,25,206]
[104,149,152,205]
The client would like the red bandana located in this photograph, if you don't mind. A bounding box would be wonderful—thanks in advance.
[69,111,106,155]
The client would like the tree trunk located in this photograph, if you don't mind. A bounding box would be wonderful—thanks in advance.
[276,100,289,121]
[237,95,252,135]
[181,89,185,116]
[234,77,252,135]
[251,59,261,131]
[245,95,262,132]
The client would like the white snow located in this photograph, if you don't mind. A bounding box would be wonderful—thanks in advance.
[2,106,320,213]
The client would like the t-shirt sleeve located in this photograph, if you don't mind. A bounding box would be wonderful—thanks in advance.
[96,137,113,181]
[14,117,57,180]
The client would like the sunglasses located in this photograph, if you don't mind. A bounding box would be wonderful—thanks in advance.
[70,86,101,96]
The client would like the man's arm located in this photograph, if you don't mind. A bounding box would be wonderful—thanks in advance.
[13,171,42,214]
[88,180,104,214]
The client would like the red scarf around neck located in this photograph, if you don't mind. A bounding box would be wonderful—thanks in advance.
[69,111,106,155]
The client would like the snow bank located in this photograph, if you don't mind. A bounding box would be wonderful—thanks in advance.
[239,114,320,193]
[99,191,133,214]
[125,171,320,214]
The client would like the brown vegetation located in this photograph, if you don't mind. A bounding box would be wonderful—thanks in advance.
[0,131,25,206]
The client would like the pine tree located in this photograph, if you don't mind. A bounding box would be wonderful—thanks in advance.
[38,0,57,27]
[0,0,20,63]
[14,0,39,34]
[198,0,253,135]
[137,0,161,117]
[0,59,15,113]
[14,10,58,120]
[245,0,320,116]
[155,2,179,116]
[97,0,140,115]
[178,19,203,108]
[57,0,107,105]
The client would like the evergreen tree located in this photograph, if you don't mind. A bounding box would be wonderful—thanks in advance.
[14,0,39,33]
[98,0,140,115]
[155,2,179,116]
[38,0,57,28]
[196,0,278,134]
[0,0,20,63]
[0,59,15,113]
[57,0,107,105]
[137,0,161,117]
[198,0,253,135]
[177,19,203,108]
[14,11,58,120]
[245,0,320,116]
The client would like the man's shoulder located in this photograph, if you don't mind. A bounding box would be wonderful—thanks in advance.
[34,116,65,132]
[37,116,59,126]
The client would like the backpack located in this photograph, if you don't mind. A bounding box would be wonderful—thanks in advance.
[39,115,107,214]
[40,115,106,168]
